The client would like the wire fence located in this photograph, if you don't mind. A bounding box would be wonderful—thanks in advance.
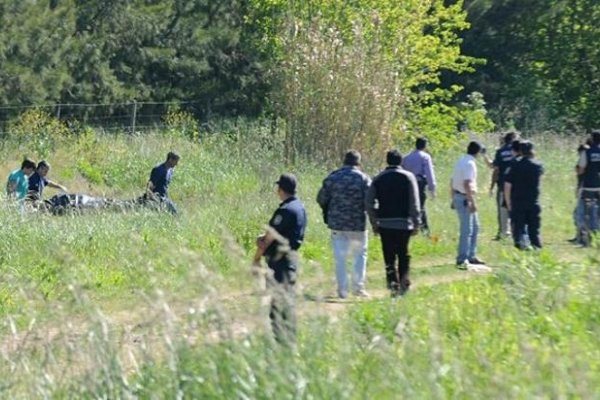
[0,101,206,136]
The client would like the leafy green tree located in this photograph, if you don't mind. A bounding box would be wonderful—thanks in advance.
[458,0,600,131]
[248,0,484,160]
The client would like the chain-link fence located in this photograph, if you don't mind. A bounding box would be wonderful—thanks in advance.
[0,101,205,136]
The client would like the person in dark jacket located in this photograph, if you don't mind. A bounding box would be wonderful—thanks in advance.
[254,174,307,344]
[317,150,371,298]
[490,132,517,240]
[366,150,420,296]
[570,141,591,244]
[504,141,544,249]
[577,130,600,245]
[27,160,68,200]
[146,152,180,214]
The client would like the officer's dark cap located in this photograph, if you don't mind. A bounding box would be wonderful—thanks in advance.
[343,150,361,166]
[276,173,297,194]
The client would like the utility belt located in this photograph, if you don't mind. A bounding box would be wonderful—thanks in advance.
[453,190,467,196]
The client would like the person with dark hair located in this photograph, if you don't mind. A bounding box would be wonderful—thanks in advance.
[366,149,420,297]
[27,160,68,200]
[490,132,517,240]
[6,159,36,200]
[147,152,180,214]
[317,150,371,298]
[504,141,544,249]
[402,137,437,236]
[450,141,485,269]
[569,141,591,244]
[254,173,307,344]
[577,130,600,244]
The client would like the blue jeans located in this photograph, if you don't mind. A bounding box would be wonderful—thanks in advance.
[331,230,368,296]
[581,191,600,232]
[453,193,479,264]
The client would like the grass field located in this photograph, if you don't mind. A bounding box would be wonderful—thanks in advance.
[1,129,599,398]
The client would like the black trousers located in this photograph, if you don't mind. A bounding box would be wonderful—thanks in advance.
[267,255,297,344]
[379,228,413,292]
[416,177,429,231]
[511,205,542,249]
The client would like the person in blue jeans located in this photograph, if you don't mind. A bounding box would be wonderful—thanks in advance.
[577,131,600,245]
[317,150,371,298]
[450,141,486,269]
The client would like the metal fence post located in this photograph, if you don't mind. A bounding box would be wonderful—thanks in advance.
[131,101,137,134]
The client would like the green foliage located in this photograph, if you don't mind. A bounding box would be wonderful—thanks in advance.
[163,108,199,140]
[0,131,598,397]
[7,110,69,158]
[458,0,600,131]
[0,0,268,121]
[249,0,490,159]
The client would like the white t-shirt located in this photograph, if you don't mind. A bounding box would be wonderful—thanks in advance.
[452,154,477,194]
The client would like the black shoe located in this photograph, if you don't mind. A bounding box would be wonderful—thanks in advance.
[567,237,579,244]
[493,235,502,241]
[468,258,486,265]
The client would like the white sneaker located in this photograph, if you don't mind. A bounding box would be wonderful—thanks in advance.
[456,260,470,270]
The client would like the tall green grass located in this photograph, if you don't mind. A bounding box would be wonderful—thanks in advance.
[0,129,598,397]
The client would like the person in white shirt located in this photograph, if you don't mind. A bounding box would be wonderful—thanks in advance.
[450,141,486,269]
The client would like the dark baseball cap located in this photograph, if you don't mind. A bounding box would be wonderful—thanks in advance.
[275,173,297,194]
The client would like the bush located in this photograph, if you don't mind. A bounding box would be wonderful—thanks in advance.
[163,109,199,141]
[7,110,70,158]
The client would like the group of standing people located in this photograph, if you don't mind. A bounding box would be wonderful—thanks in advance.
[573,130,600,245]
[453,134,545,269]
[253,140,437,343]
[253,134,552,343]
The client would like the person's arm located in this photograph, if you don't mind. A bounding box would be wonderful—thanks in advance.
[365,180,379,234]
[463,179,477,212]
[577,151,587,175]
[490,167,499,194]
[316,178,331,210]
[408,174,421,232]
[253,230,276,266]
[482,150,494,168]
[504,182,512,212]
[47,180,67,192]
[424,156,437,198]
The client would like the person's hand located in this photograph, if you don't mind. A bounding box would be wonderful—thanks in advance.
[256,234,267,250]
[430,191,436,200]
[468,202,477,213]
[251,259,262,276]
[489,188,494,198]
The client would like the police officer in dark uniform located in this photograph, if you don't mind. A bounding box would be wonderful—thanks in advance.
[253,173,307,343]
[490,132,517,240]
[577,130,600,244]
[504,141,544,249]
